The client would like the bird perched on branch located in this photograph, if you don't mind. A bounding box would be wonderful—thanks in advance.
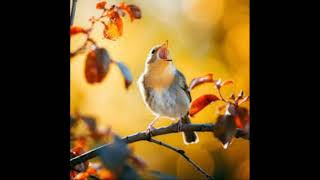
[138,41,199,144]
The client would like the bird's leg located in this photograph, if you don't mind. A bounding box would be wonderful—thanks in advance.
[146,115,160,135]
[176,117,183,132]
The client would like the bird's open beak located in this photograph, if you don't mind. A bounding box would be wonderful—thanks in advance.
[158,40,172,61]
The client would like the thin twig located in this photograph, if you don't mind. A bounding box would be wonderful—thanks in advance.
[70,123,248,168]
[148,138,214,180]
[70,37,96,58]
[70,0,78,25]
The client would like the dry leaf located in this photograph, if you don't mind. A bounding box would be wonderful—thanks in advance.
[84,47,111,84]
[119,3,142,21]
[189,94,220,117]
[213,104,237,149]
[103,10,123,40]
[70,26,87,36]
[229,93,235,100]
[74,172,89,180]
[96,1,107,10]
[115,61,132,89]
[238,96,249,105]
[188,73,214,91]
[213,104,250,148]
[221,80,234,87]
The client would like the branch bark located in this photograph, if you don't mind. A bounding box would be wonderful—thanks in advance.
[148,138,214,180]
[70,123,248,168]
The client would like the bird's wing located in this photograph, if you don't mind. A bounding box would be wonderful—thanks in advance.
[175,70,192,102]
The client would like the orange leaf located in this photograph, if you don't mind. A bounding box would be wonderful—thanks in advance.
[86,167,97,175]
[70,26,87,35]
[188,73,214,91]
[97,168,115,180]
[103,11,123,40]
[85,48,111,83]
[189,94,220,117]
[221,80,233,87]
[120,3,142,21]
[96,1,107,9]
[74,172,89,180]
[238,96,249,105]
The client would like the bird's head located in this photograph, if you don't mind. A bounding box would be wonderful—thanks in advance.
[143,41,176,88]
[145,40,173,66]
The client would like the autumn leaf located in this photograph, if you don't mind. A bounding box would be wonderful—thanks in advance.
[98,135,130,171]
[103,10,123,40]
[149,171,177,180]
[80,115,97,132]
[221,80,234,87]
[213,104,250,148]
[70,26,87,36]
[237,90,244,99]
[74,172,89,180]
[70,116,76,127]
[229,93,235,100]
[188,73,214,91]
[213,104,237,149]
[85,47,111,84]
[238,96,249,105]
[115,61,133,89]
[96,168,115,180]
[118,164,140,180]
[189,94,220,117]
[234,107,250,129]
[96,1,107,10]
[129,154,147,170]
[119,3,142,21]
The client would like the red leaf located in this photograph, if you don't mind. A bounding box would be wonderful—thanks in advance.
[96,1,107,9]
[234,116,243,128]
[234,107,250,129]
[119,3,142,21]
[85,47,111,84]
[189,94,220,117]
[188,73,214,91]
[238,96,249,105]
[115,61,133,89]
[70,26,87,36]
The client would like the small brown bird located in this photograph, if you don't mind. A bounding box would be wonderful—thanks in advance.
[138,41,199,144]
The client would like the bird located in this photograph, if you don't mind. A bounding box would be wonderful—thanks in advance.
[137,40,199,144]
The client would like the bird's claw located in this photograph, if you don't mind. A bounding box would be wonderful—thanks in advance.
[176,119,183,132]
[146,125,155,137]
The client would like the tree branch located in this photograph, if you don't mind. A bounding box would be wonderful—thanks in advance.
[148,138,214,180]
[70,0,78,25]
[70,123,248,168]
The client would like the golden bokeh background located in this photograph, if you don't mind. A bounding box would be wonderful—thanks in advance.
[71,0,249,179]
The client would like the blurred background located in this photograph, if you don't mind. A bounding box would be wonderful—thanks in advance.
[71,0,249,179]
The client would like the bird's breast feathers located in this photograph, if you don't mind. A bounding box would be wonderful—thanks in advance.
[138,75,190,118]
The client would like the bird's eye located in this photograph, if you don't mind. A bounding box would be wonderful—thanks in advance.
[151,49,156,54]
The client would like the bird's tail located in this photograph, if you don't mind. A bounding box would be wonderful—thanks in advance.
[181,114,199,144]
